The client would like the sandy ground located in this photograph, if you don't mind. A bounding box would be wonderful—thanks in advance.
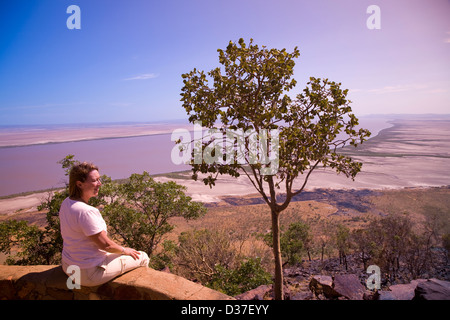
[0,191,55,215]
[1,118,449,214]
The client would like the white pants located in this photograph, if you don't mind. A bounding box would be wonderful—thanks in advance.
[63,251,150,287]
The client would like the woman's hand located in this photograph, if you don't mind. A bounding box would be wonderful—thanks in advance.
[122,247,141,260]
[89,231,141,260]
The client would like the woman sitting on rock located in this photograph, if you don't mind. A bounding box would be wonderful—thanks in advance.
[59,161,149,287]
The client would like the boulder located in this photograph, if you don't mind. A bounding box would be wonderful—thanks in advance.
[291,290,314,300]
[378,279,427,300]
[363,290,379,300]
[235,285,271,300]
[414,278,450,300]
[309,274,367,300]
[235,284,292,300]
[333,274,366,300]
[378,291,399,300]
[309,275,339,299]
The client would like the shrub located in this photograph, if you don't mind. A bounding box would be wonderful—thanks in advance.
[174,229,235,284]
[174,228,272,295]
[208,258,272,296]
[351,213,440,281]
[263,221,312,265]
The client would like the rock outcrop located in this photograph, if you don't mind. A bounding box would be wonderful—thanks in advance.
[378,279,427,300]
[0,265,233,300]
[413,278,450,300]
[333,274,367,300]
[308,275,337,299]
[234,284,272,300]
[308,274,366,300]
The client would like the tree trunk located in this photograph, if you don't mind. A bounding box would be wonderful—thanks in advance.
[271,209,284,300]
[321,243,325,262]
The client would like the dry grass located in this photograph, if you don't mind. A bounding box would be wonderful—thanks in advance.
[368,187,450,234]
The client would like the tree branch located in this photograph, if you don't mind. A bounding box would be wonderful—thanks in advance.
[292,159,321,197]
[242,166,271,206]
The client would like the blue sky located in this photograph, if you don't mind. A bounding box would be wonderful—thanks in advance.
[0,0,449,125]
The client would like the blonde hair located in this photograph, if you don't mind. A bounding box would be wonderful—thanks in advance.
[69,162,99,199]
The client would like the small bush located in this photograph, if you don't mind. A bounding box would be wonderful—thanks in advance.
[208,258,272,296]
[174,228,272,295]
[263,221,312,265]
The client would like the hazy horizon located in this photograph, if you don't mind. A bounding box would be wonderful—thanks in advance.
[1,0,449,126]
[0,113,450,130]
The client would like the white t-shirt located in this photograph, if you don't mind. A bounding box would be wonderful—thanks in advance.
[59,197,107,269]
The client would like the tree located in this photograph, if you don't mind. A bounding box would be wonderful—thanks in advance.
[263,221,312,266]
[334,224,351,270]
[179,38,371,299]
[102,172,206,256]
[367,214,412,279]
[0,220,56,265]
[351,228,373,270]
[350,214,440,281]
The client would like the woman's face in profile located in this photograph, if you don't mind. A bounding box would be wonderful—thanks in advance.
[77,170,102,200]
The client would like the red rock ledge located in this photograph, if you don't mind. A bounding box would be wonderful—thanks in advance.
[0,265,233,300]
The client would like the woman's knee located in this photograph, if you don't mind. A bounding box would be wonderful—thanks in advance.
[139,251,150,266]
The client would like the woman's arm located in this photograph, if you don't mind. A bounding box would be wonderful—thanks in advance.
[88,231,141,260]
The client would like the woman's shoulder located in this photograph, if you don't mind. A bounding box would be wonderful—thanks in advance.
[63,197,99,214]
